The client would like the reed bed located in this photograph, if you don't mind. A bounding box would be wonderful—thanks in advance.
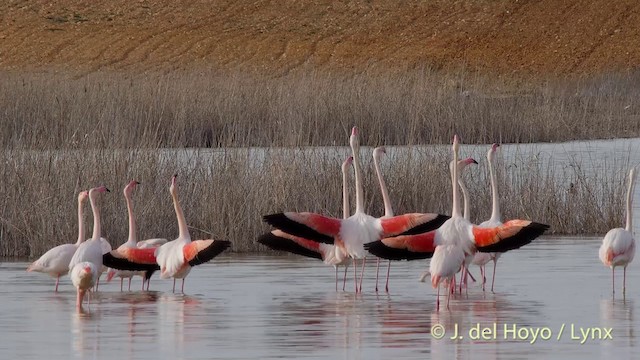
[0,145,628,258]
[1,69,640,150]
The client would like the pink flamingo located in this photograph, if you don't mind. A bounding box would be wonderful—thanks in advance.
[472,144,503,292]
[106,180,167,291]
[365,136,549,311]
[27,190,89,291]
[599,168,636,297]
[259,157,353,291]
[154,175,231,293]
[263,127,449,293]
[452,157,478,293]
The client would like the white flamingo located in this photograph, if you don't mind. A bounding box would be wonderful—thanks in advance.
[68,186,109,310]
[27,190,89,291]
[155,175,231,293]
[599,168,636,296]
[472,143,503,292]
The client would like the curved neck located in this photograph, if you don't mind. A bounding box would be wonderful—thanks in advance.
[488,156,501,223]
[76,198,85,246]
[89,193,101,240]
[172,188,190,241]
[451,148,461,218]
[351,142,365,214]
[342,167,350,220]
[458,179,470,221]
[625,172,635,232]
[125,191,137,245]
[374,155,394,217]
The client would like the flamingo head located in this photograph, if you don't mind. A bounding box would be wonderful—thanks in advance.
[452,134,460,154]
[341,156,353,172]
[89,186,110,199]
[373,146,386,160]
[106,268,116,282]
[83,265,92,274]
[464,157,478,166]
[124,180,140,196]
[170,174,178,193]
[488,143,500,161]
[78,190,89,203]
[349,126,360,150]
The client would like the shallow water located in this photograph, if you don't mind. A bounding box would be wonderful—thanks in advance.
[1,237,638,359]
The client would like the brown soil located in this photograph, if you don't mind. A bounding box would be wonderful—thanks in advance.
[1,0,640,77]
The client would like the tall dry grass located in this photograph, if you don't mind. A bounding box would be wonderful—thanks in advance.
[0,145,628,258]
[0,68,635,257]
[1,69,639,150]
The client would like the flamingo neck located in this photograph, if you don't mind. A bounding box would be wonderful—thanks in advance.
[488,155,501,223]
[451,146,461,218]
[625,171,635,232]
[374,154,394,217]
[172,188,190,241]
[76,198,85,246]
[352,142,365,214]
[89,193,101,241]
[125,191,137,245]
[458,179,470,221]
[341,167,350,220]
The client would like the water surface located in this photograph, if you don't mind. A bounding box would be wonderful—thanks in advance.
[1,237,638,359]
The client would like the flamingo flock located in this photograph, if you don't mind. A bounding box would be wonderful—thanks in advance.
[260,128,551,311]
[26,126,636,313]
[27,176,231,312]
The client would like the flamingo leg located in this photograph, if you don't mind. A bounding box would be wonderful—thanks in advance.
[491,259,498,293]
[612,268,615,297]
[335,267,338,292]
[436,284,440,312]
[172,278,176,293]
[181,279,185,293]
[55,275,60,292]
[142,278,146,291]
[95,277,100,292]
[375,258,380,292]
[467,270,476,283]
[120,278,124,292]
[146,278,151,291]
[480,266,485,292]
[623,266,627,296]
[447,279,453,310]
[354,258,358,293]
[359,257,367,292]
[342,266,348,291]
[385,260,391,293]
[128,278,132,291]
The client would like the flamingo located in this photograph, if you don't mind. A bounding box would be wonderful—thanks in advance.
[263,127,449,293]
[364,135,549,311]
[451,157,478,293]
[106,180,168,291]
[258,157,353,291]
[70,261,98,312]
[27,190,89,291]
[472,143,502,292]
[68,186,109,308]
[154,175,231,293]
[599,168,636,296]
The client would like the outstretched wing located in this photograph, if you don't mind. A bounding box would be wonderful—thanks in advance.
[365,231,437,261]
[263,212,341,244]
[257,230,323,260]
[103,248,160,272]
[379,213,449,237]
[184,239,231,267]
[473,220,550,253]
